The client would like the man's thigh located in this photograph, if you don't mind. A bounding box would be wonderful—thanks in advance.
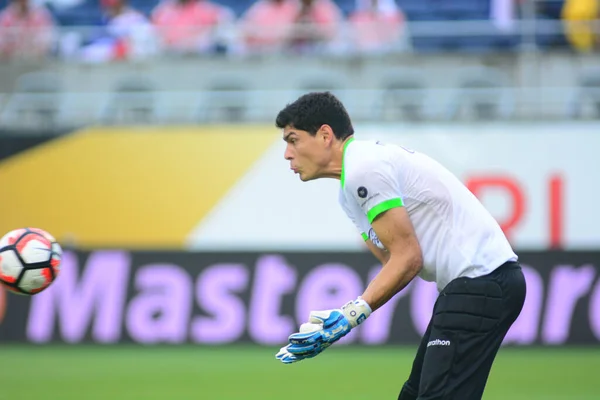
[417,267,525,400]
[398,319,433,400]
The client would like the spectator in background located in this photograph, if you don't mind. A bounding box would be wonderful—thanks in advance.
[79,0,157,63]
[151,0,235,55]
[0,0,56,60]
[287,0,343,54]
[348,0,408,54]
[240,0,342,54]
[239,0,298,52]
[562,0,599,52]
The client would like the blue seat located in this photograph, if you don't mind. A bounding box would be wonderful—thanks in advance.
[214,0,256,17]
[127,0,160,17]
[52,0,103,26]
[398,0,438,19]
[537,0,565,19]
[435,0,489,14]
[333,0,356,16]
[533,16,569,49]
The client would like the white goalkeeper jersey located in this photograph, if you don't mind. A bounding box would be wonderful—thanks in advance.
[339,138,518,292]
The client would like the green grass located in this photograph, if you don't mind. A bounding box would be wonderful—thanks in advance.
[0,345,597,399]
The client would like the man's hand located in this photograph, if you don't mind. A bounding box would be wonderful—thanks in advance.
[275,297,372,364]
[276,322,324,364]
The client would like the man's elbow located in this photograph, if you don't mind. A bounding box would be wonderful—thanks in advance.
[388,245,422,275]
[405,246,423,276]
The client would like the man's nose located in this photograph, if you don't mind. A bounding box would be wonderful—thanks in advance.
[284,145,294,160]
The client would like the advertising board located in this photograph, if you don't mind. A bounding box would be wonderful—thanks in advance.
[1,250,599,346]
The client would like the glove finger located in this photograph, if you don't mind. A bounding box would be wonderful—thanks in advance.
[275,345,291,360]
[295,343,330,359]
[290,340,333,356]
[278,348,321,364]
[308,310,334,324]
[288,331,321,346]
[280,352,314,364]
[287,348,321,361]
[276,344,304,364]
[279,352,301,364]
[287,341,321,355]
[299,322,322,333]
[281,342,331,364]
[310,310,345,328]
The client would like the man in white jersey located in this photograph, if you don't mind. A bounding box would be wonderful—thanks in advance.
[274,92,527,400]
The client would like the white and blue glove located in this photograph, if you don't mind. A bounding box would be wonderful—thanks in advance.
[276,297,372,364]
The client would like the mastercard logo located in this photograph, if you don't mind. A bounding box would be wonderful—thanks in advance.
[0,285,5,325]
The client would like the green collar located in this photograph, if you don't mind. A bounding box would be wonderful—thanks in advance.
[340,137,354,189]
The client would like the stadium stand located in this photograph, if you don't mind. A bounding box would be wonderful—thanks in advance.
[0,0,598,128]
[0,0,574,54]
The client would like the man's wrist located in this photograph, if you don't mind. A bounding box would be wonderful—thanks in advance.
[341,297,372,328]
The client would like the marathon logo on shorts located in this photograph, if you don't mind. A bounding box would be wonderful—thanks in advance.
[427,339,451,347]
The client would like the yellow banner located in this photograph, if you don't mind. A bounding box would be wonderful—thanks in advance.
[0,125,277,248]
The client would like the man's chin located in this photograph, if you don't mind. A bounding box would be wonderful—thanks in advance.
[298,173,312,182]
[301,175,322,183]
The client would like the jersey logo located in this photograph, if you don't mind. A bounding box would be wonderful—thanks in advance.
[368,228,385,250]
[357,187,368,198]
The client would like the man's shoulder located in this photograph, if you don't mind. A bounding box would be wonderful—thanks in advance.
[345,140,389,168]
[342,142,394,201]
[345,140,396,179]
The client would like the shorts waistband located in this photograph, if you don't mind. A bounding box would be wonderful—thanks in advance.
[491,260,521,275]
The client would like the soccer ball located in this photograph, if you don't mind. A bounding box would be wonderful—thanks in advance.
[0,228,62,295]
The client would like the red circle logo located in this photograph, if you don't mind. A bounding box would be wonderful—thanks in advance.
[0,285,6,325]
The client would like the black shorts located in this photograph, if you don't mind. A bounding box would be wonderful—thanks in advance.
[398,261,527,400]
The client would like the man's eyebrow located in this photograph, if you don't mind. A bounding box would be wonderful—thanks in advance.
[283,132,297,142]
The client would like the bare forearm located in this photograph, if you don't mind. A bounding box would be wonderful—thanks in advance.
[377,249,391,265]
[361,254,421,312]
[366,240,390,265]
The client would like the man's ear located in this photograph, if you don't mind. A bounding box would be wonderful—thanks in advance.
[318,124,334,145]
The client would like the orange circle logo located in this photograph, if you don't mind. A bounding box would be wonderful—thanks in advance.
[0,285,6,325]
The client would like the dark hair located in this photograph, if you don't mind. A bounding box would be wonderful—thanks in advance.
[275,92,354,140]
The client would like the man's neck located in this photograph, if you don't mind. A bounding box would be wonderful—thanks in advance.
[320,136,354,181]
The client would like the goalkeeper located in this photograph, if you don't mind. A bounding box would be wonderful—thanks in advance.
[274,92,527,400]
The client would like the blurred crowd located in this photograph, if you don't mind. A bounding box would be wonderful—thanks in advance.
[0,0,598,62]
[0,0,409,61]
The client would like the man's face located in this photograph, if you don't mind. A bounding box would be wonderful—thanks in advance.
[283,125,331,182]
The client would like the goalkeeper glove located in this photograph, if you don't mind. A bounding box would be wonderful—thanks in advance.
[275,297,372,364]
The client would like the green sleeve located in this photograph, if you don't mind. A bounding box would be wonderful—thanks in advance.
[366,198,404,224]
